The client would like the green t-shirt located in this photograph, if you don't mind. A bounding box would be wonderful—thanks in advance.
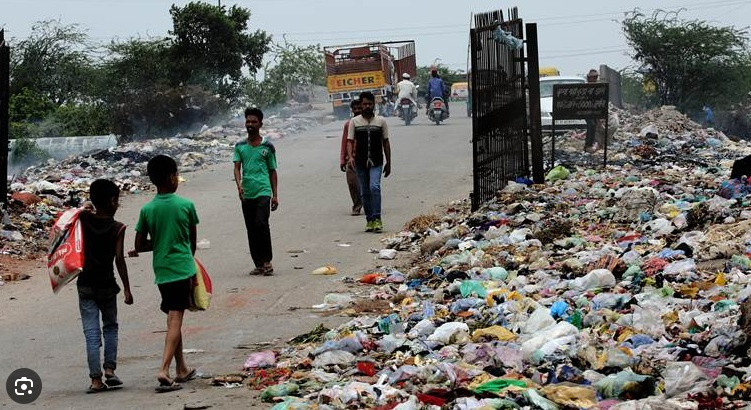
[135,193,199,284]
[233,138,277,199]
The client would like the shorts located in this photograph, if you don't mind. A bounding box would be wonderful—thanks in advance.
[157,276,195,314]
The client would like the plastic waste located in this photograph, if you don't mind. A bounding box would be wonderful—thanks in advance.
[546,165,570,182]
[663,361,709,398]
[540,384,597,409]
[550,301,569,318]
[523,307,556,334]
[662,259,696,276]
[569,269,616,290]
[472,325,516,342]
[408,319,436,339]
[260,382,299,402]
[427,322,470,344]
[523,389,559,410]
[311,265,338,275]
[485,266,508,281]
[312,337,363,355]
[460,280,487,297]
[473,378,527,394]
[243,350,276,369]
[312,350,355,367]
[378,249,397,260]
[594,369,655,399]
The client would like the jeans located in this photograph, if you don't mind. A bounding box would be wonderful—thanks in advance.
[355,165,382,221]
[78,286,118,379]
[241,196,273,268]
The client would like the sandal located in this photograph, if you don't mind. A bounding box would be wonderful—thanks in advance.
[105,375,123,387]
[174,368,197,383]
[249,267,264,276]
[262,263,274,276]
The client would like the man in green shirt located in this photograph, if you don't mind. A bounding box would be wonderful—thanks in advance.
[234,107,279,276]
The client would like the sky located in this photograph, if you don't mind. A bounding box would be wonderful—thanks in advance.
[2,0,750,77]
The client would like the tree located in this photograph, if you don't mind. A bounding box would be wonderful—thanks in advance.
[169,2,271,103]
[10,20,96,106]
[622,9,751,111]
[621,71,659,111]
[415,64,467,99]
[244,41,325,108]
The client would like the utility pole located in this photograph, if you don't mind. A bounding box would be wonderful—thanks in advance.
[218,0,221,7]
[0,29,10,207]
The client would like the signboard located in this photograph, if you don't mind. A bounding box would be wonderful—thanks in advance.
[327,70,386,93]
[552,83,609,120]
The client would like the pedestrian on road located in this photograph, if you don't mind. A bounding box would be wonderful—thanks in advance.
[585,68,599,152]
[340,99,363,216]
[77,179,132,393]
[347,91,392,233]
[130,155,199,392]
[234,107,279,276]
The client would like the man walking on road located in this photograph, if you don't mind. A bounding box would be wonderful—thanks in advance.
[340,99,363,216]
[347,91,391,233]
[234,107,279,276]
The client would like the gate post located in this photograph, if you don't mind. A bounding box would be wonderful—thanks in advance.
[525,23,544,184]
[0,30,9,206]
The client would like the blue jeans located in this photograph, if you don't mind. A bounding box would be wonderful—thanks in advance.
[78,286,119,379]
[355,165,382,221]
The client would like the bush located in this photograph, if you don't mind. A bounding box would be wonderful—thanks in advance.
[11,137,51,162]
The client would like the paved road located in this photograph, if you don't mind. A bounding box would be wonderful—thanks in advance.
[0,114,472,409]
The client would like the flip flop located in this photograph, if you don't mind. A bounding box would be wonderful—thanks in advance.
[155,381,182,393]
[174,368,197,383]
[87,385,122,394]
[105,375,123,387]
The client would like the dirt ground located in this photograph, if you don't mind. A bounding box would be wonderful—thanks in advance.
[0,114,473,409]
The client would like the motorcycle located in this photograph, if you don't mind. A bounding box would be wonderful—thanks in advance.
[428,97,448,125]
[396,98,417,125]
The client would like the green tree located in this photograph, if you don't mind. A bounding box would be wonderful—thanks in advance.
[415,64,467,99]
[621,72,659,110]
[169,2,270,103]
[622,9,751,111]
[10,20,96,106]
[244,41,325,108]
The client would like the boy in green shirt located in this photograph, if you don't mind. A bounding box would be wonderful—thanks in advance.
[234,107,279,276]
[130,154,199,392]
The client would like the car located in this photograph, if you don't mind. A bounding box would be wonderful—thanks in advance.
[540,75,587,134]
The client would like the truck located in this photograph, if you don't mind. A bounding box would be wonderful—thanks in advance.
[324,40,416,119]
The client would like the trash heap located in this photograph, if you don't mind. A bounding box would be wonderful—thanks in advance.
[232,107,751,409]
[1,105,330,258]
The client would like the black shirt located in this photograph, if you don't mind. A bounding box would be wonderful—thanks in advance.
[76,212,125,289]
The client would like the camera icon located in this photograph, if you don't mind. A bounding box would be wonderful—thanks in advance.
[6,368,42,404]
[14,376,34,396]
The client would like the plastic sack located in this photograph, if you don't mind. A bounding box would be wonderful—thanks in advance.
[663,361,710,398]
[541,384,597,409]
[189,257,212,311]
[427,322,470,345]
[312,350,355,367]
[48,208,85,293]
[594,369,655,399]
[243,350,276,369]
[523,307,556,334]
[261,382,299,402]
[460,280,487,298]
[569,269,615,290]
[546,165,570,182]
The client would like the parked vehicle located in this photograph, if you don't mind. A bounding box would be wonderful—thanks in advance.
[428,97,448,125]
[324,41,416,120]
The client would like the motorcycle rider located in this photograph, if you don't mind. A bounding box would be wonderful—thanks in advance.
[427,69,449,116]
[395,73,418,111]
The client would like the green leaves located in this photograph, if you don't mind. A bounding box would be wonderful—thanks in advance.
[622,9,751,111]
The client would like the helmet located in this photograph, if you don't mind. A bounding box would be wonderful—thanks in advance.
[402,73,411,79]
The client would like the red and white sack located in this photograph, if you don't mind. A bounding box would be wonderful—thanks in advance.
[47,209,85,293]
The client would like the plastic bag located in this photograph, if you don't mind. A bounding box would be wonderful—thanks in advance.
[662,259,696,276]
[48,208,84,293]
[460,280,487,298]
[261,382,299,402]
[594,369,655,399]
[569,269,616,290]
[189,257,212,311]
[523,307,556,334]
[541,384,597,409]
[546,165,570,182]
[312,350,355,367]
[663,361,709,398]
[427,322,470,345]
[244,350,276,369]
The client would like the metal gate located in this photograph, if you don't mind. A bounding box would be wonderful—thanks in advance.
[470,8,542,211]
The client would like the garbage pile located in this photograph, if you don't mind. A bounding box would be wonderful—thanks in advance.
[228,107,751,409]
[1,104,331,258]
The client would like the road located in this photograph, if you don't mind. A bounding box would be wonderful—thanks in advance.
[0,113,472,409]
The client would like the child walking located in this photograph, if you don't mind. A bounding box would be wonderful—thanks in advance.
[77,179,133,393]
[130,154,199,392]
